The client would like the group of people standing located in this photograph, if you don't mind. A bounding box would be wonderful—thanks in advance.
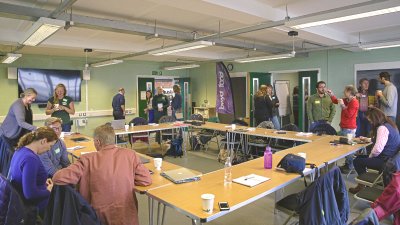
[253,72,399,195]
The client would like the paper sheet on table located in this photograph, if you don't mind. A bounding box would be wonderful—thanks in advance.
[296,132,313,137]
[233,174,270,187]
[67,146,85,151]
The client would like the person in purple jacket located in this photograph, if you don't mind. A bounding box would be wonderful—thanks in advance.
[39,117,70,177]
[8,127,58,221]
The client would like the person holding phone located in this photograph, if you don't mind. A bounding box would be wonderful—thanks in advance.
[46,83,75,132]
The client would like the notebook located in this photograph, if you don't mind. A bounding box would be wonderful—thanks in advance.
[111,119,125,130]
[233,174,270,187]
[161,168,202,184]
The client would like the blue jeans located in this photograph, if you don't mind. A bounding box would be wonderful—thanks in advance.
[356,111,371,137]
[341,128,356,169]
[62,123,71,132]
[271,115,280,130]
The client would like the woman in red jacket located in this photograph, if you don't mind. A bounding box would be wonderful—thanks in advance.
[328,85,359,173]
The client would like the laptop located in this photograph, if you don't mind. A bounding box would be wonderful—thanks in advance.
[139,155,150,164]
[161,168,202,184]
[111,119,125,130]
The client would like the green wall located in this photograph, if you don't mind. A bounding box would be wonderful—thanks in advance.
[189,48,400,128]
[0,54,188,136]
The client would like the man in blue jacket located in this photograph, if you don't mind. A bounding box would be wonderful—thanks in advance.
[39,117,70,177]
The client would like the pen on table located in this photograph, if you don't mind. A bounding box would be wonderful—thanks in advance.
[244,176,254,181]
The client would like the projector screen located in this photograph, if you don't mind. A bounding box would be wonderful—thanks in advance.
[18,68,82,104]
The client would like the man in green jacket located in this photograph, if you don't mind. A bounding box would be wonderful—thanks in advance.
[307,81,336,131]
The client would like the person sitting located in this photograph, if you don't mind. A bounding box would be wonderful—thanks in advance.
[53,124,152,225]
[8,127,58,222]
[349,107,400,194]
[38,117,70,177]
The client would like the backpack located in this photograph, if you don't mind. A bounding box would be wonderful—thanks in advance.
[277,153,306,175]
[165,137,183,158]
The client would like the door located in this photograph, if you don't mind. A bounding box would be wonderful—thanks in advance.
[138,77,155,119]
[298,71,318,131]
[249,72,271,127]
[174,78,191,120]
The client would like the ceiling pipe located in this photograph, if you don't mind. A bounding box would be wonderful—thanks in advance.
[48,0,78,18]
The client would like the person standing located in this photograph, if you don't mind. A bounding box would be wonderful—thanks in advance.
[292,86,299,126]
[253,85,272,126]
[145,90,154,123]
[377,72,398,123]
[356,78,373,137]
[171,84,183,120]
[0,88,38,146]
[328,85,360,173]
[53,124,152,225]
[45,83,75,132]
[112,88,126,120]
[307,81,336,131]
[8,127,58,223]
[267,84,281,130]
[152,87,169,123]
[349,107,400,194]
[38,117,70,177]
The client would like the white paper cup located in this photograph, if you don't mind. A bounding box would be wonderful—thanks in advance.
[130,123,134,128]
[346,133,353,141]
[298,152,306,159]
[231,124,236,130]
[201,194,215,213]
[54,104,59,109]
[124,124,129,131]
[154,158,163,170]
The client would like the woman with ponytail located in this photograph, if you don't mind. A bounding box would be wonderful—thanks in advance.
[8,127,58,221]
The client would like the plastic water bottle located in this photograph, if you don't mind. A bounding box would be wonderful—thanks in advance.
[224,157,232,184]
[264,145,272,169]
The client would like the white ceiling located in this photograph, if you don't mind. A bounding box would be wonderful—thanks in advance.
[0,0,400,64]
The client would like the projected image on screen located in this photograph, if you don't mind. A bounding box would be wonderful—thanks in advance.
[18,68,82,104]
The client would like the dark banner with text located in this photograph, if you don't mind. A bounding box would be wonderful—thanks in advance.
[216,62,235,115]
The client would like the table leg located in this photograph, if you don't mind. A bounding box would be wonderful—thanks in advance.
[191,219,202,225]
[147,131,151,153]
[157,202,161,225]
[148,197,154,225]
[160,203,166,225]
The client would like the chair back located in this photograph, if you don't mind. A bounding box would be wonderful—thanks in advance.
[311,122,337,135]
[129,117,148,126]
[159,116,176,124]
[190,114,204,121]
[0,136,13,177]
[257,121,274,129]
[281,123,300,132]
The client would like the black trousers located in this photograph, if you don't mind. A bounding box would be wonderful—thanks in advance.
[353,155,385,175]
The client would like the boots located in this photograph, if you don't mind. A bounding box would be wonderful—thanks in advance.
[349,184,365,194]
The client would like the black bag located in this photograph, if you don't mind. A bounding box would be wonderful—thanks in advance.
[165,137,183,157]
[277,153,306,175]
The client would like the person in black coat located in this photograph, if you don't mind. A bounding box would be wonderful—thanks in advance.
[254,85,273,126]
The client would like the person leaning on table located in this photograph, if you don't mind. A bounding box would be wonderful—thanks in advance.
[53,124,152,225]
[349,107,400,194]
[38,117,70,177]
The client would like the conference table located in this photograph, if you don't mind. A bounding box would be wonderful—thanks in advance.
[146,135,370,225]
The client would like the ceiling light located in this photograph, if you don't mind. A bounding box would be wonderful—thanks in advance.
[163,64,200,70]
[21,17,65,46]
[91,59,123,67]
[286,1,400,29]
[1,53,22,64]
[149,41,213,56]
[234,53,295,63]
[361,40,400,50]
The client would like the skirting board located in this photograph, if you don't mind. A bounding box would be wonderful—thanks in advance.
[0,108,136,123]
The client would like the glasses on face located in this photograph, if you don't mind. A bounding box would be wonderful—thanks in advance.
[50,126,62,131]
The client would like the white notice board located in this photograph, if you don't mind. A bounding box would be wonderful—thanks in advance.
[274,80,291,116]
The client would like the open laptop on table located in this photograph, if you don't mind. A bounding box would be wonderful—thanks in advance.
[111,119,125,130]
[161,168,202,184]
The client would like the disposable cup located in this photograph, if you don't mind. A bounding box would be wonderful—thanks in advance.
[201,194,215,213]
[154,158,163,170]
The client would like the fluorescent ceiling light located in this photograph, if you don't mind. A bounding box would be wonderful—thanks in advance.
[1,53,22,64]
[286,1,400,29]
[91,59,123,67]
[163,64,200,70]
[234,53,295,63]
[21,17,65,46]
[361,40,400,50]
[149,41,213,56]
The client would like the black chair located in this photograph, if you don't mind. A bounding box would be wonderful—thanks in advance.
[272,123,301,150]
[247,121,274,157]
[311,122,337,135]
[127,117,149,146]
[219,119,249,160]
[158,116,177,143]
[0,136,14,177]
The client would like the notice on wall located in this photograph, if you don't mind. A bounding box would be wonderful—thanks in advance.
[140,91,147,100]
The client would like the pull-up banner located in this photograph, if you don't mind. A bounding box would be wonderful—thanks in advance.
[216,62,235,115]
